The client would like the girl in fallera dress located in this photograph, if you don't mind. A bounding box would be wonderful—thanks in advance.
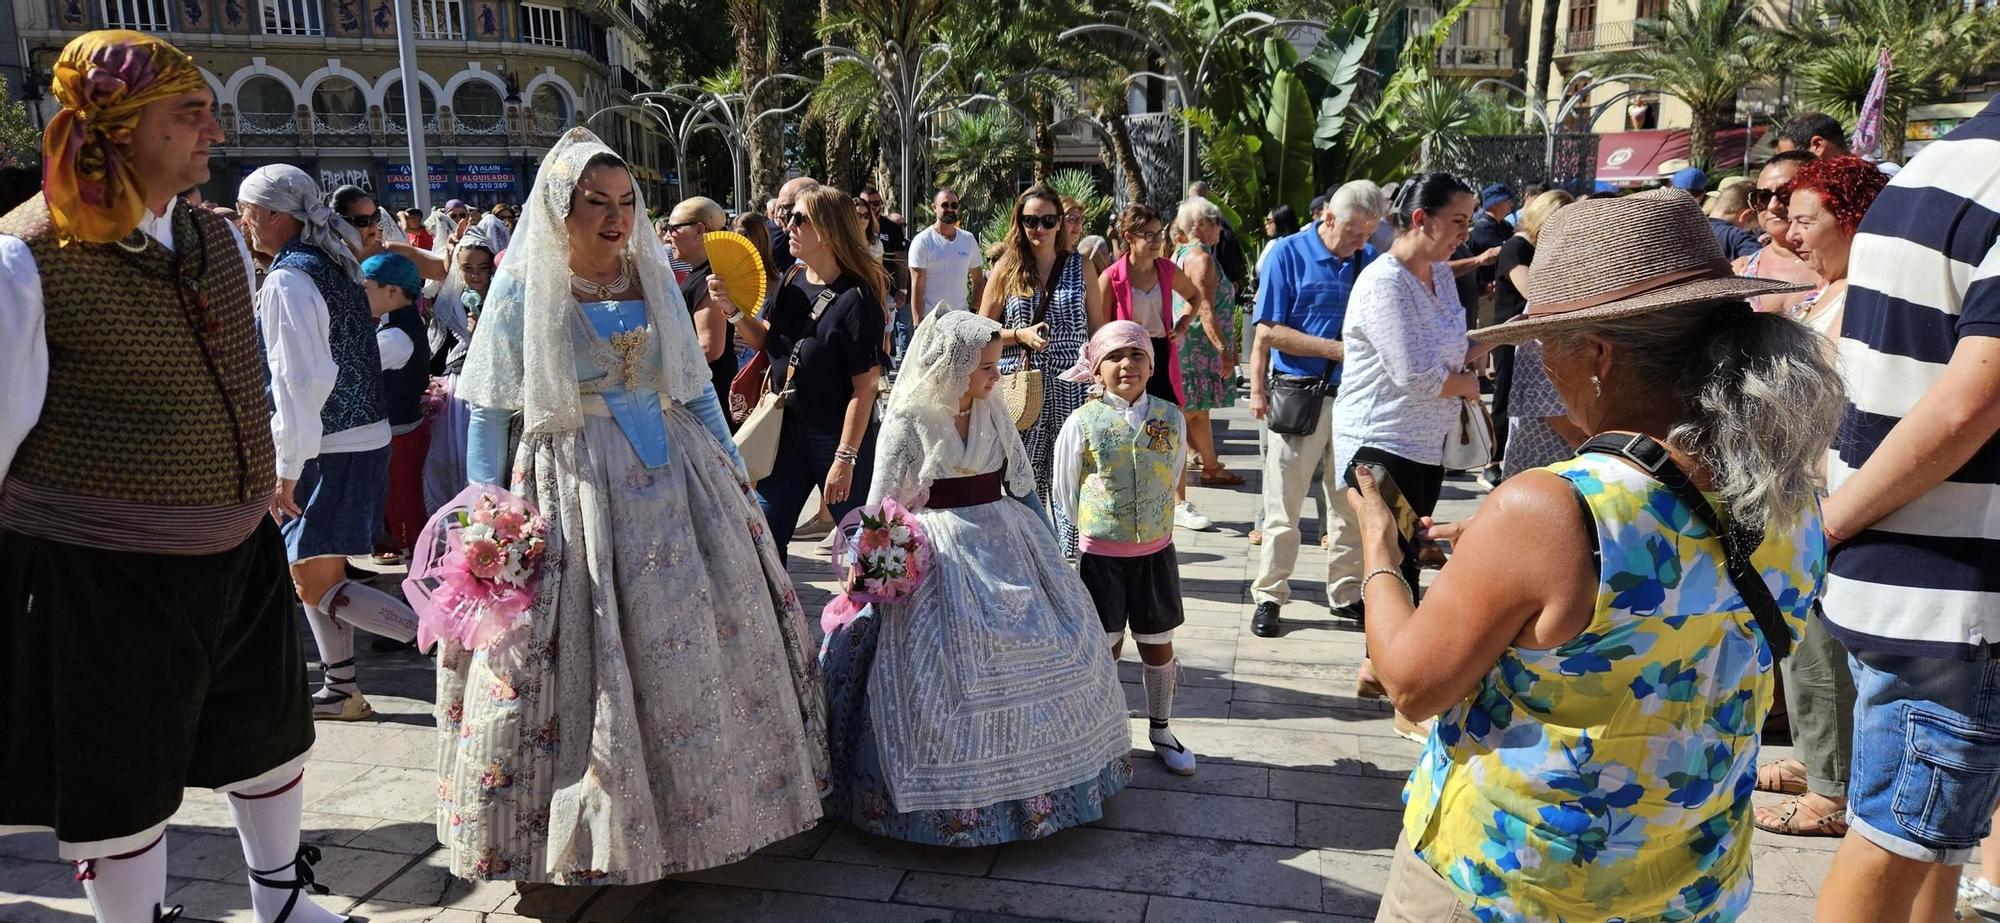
[443,129,827,885]
[820,310,1132,847]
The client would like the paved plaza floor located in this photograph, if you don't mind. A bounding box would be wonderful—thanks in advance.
[0,402,1871,922]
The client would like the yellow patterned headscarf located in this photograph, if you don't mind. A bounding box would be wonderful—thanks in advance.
[43,30,207,245]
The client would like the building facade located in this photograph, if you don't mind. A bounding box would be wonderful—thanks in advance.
[10,0,676,209]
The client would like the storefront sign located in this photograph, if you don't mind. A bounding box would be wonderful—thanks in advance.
[457,163,517,192]
[384,162,451,194]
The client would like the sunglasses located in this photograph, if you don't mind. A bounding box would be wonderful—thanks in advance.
[346,209,382,228]
[786,211,811,228]
[666,220,703,232]
[1749,186,1789,210]
[1019,213,1062,230]
[1064,213,1082,223]
[860,199,884,211]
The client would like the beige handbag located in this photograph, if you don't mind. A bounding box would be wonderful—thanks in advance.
[734,388,787,481]
[734,277,834,480]
[999,275,1058,432]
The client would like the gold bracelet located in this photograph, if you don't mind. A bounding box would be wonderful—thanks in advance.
[1364,567,1411,598]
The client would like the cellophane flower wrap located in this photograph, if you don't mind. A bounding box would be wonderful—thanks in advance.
[404,483,549,652]
[820,499,931,635]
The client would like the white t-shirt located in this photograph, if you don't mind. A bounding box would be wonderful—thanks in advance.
[909,225,982,314]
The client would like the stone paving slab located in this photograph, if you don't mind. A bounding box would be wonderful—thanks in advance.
[0,402,1900,922]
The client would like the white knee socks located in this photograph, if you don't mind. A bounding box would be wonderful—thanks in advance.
[1143,658,1180,729]
[77,834,168,922]
[228,775,346,923]
[316,580,417,644]
[300,605,357,702]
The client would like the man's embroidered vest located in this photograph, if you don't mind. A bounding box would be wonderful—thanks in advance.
[272,240,384,436]
[0,195,275,505]
[1075,398,1182,544]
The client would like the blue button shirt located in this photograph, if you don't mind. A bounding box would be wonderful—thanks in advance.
[1252,226,1377,381]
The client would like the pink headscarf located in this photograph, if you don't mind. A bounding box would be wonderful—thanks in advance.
[1061,319,1154,383]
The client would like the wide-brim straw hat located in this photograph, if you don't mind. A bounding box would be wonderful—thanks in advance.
[1471,187,1810,345]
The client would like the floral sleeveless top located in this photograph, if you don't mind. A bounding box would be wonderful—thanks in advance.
[1403,451,1824,922]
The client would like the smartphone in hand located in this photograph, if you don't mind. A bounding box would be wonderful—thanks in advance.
[1345,461,1447,569]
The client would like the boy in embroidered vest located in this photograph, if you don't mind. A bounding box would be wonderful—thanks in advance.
[1054,320,1197,775]
[0,32,348,923]
[361,253,433,568]
[239,165,418,723]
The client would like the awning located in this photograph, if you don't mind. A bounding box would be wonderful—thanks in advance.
[1595,127,1768,183]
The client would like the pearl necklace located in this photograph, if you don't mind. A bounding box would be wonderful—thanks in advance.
[570,260,633,300]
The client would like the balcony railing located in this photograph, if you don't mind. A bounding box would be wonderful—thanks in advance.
[1437,44,1513,71]
[312,112,371,146]
[455,113,508,137]
[534,114,570,139]
[1560,19,1648,55]
[385,115,445,138]
[238,110,298,137]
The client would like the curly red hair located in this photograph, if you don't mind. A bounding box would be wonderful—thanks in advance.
[1784,155,1889,237]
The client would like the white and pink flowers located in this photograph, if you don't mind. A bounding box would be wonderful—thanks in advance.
[405,485,550,652]
[820,499,931,635]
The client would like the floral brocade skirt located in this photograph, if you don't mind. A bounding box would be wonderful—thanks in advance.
[820,611,1132,847]
[434,404,829,884]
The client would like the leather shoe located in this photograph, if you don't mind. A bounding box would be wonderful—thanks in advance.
[1251,602,1282,638]
[1331,600,1365,625]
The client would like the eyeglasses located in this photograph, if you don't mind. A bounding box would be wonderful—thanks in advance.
[666,220,702,232]
[860,198,884,211]
[786,211,811,228]
[1019,213,1062,230]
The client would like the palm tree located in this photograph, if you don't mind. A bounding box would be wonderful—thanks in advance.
[729,0,785,202]
[1586,0,1775,168]
[1081,71,1149,203]
[1785,0,2000,162]
[932,107,1030,229]
[809,0,946,210]
[1527,0,1559,118]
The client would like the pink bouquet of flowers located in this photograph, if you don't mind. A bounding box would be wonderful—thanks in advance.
[404,484,550,652]
[820,499,931,634]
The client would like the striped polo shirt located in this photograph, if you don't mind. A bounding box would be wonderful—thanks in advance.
[1822,94,2000,660]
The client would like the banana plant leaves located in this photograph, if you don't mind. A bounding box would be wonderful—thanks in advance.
[1263,65,1316,219]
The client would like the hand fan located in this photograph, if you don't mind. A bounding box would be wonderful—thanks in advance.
[703,230,768,315]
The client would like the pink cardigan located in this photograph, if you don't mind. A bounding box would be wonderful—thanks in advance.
[1100,256,1184,403]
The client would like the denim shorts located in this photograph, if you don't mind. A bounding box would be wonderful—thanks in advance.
[281,445,392,562]
[1847,648,2000,863]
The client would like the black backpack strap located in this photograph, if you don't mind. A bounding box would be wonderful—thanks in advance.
[1576,432,1793,660]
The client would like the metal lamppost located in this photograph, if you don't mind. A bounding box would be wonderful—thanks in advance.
[390,0,432,212]
[1470,69,1657,181]
[802,41,954,217]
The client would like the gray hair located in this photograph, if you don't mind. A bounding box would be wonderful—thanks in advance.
[1173,196,1222,238]
[1546,302,1845,526]
[1329,180,1389,223]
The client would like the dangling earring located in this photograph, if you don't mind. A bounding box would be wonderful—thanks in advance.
[1591,375,1602,398]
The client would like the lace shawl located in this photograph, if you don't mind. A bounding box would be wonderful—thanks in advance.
[868,311,1035,507]
[457,129,709,433]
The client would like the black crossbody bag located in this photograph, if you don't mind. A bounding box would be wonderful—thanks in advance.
[1577,432,1793,660]
[1266,367,1334,436]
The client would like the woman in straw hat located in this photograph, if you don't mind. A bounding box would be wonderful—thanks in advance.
[1349,188,1844,922]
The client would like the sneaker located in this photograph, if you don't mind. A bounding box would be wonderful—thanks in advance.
[1174,501,1213,531]
[1960,876,2000,921]
[1247,528,1263,546]
[1149,726,1197,776]
[1251,601,1282,638]
[1477,465,1502,492]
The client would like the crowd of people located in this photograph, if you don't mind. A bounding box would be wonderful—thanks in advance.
[7,29,2000,923]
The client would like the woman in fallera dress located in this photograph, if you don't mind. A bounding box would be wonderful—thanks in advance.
[819,310,1132,847]
[442,128,828,884]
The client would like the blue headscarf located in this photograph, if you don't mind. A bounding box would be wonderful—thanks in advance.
[361,252,423,300]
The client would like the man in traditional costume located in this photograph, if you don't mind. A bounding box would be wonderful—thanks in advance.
[237,164,419,722]
[0,31,346,923]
